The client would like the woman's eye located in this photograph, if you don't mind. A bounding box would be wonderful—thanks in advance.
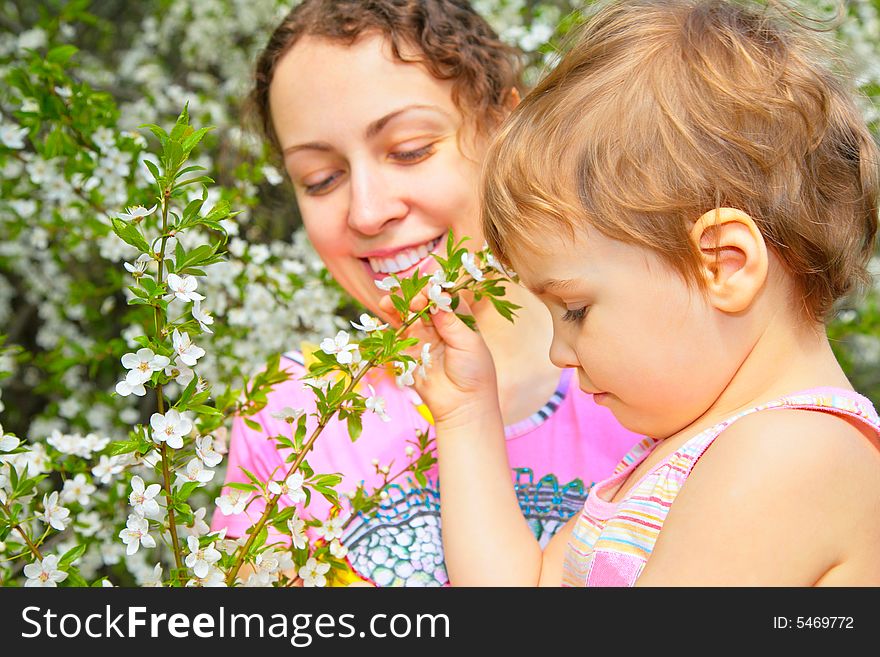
[389,144,434,163]
[303,171,342,195]
[562,306,588,323]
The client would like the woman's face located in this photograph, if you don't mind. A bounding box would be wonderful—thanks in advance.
[270,34,489,316]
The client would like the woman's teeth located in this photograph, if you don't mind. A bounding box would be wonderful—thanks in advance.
[367,236,442,274]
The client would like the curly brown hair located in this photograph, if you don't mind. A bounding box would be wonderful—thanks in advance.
[483,0,879,323]
[250,0,525,155]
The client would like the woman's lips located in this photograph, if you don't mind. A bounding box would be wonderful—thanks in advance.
[360,234,446,281]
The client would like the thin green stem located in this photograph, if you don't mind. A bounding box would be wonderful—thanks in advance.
[155,185,185,584]
[0,500,43,561]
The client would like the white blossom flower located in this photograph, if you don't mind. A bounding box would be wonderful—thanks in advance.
[124,253,152,277]
[121,348,171,386]
[175,457,214,487]
[185,535,221,578]
[23,555,68,587]
[129,475,162,517]
[36,491,71,531]
[267,472,306,504]
[350,313,388,333]
[61,473,96,506]
[298,557,330,587]
[184,506,211,538]
[287,514,308,550]
[167,273,205,303]
[374,276,400,291]
[365,385,391,422]
[301,377,331,393]
[485,251,514,277]
[91,125,116,151]
[76,511,101,537]
[185,566,226,587]
[417,343,432,379]
[270,406,305,424]
[329,539,348,559]
[164,357,195,386]
[461,252,484,281]
[394,360,417,387]
[429,270,455,289]
[54,85,72,99]
[320,330,359,365]
[0,123,28,149]
[192,299,214,333]
[171,329,205,367]
[119,514,156,555]
[215,489,248,516]
[91,454,126,484]
[140,563,164,587]
[315,515,344,542]
[428,283,453,313]
[118,205,157,222]
[405,445,415,458]
[150,409,192,449]
[195,435,222,468]
[261,164,284,185]
[0,425,19,452]
[115,377,146,397]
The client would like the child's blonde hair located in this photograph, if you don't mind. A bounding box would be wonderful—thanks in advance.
[482,0,879,321]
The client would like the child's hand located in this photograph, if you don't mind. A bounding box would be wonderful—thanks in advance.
[378,290,499,428]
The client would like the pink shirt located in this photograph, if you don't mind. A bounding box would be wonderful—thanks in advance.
[212,351,642,586]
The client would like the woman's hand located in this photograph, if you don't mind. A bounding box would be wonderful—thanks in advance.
[378,290,499,428]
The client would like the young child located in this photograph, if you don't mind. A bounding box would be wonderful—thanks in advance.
[390,0,880,585]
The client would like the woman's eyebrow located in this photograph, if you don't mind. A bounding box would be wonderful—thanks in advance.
[364,104,452,139]
[282,104,452,156]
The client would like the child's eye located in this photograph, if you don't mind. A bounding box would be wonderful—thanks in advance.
[562,306,588,323]
[304,171,342,195]
[389,144,434,163]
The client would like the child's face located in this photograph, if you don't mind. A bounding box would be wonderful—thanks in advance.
[269,34,487,318]
[513,225,751,439]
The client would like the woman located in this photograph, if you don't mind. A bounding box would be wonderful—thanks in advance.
[211,0,641,586]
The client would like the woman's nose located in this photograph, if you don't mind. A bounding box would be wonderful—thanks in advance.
[347,166,408,236]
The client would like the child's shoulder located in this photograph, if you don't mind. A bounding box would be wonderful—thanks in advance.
[639,406,880,585]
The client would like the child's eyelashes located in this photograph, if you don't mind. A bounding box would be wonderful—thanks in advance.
[562,306,588,323]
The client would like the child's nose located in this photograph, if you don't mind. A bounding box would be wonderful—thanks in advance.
[548,333,578,370]
[347,166,408,236]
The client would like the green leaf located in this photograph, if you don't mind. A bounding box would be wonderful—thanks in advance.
[181,126,213,154]
[47,45,78,64]
[110,217,151,252]
[63,569,89,588]
[140,124,169,151]
[346,413,362,442]
[239,467,264,489]
[59,544,87,567]
[226,482,257,492]
[106,439,140,456]
[142,157,162,185]
[176,481,201,502]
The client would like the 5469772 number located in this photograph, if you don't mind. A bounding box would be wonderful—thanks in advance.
[796,617,853,629]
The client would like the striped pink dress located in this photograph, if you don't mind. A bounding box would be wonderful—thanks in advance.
[562,387,880,587]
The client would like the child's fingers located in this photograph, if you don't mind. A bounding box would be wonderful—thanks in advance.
[377,290,430,328]
[427,299,483,354]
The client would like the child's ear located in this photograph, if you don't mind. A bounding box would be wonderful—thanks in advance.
[690,207,768,313]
